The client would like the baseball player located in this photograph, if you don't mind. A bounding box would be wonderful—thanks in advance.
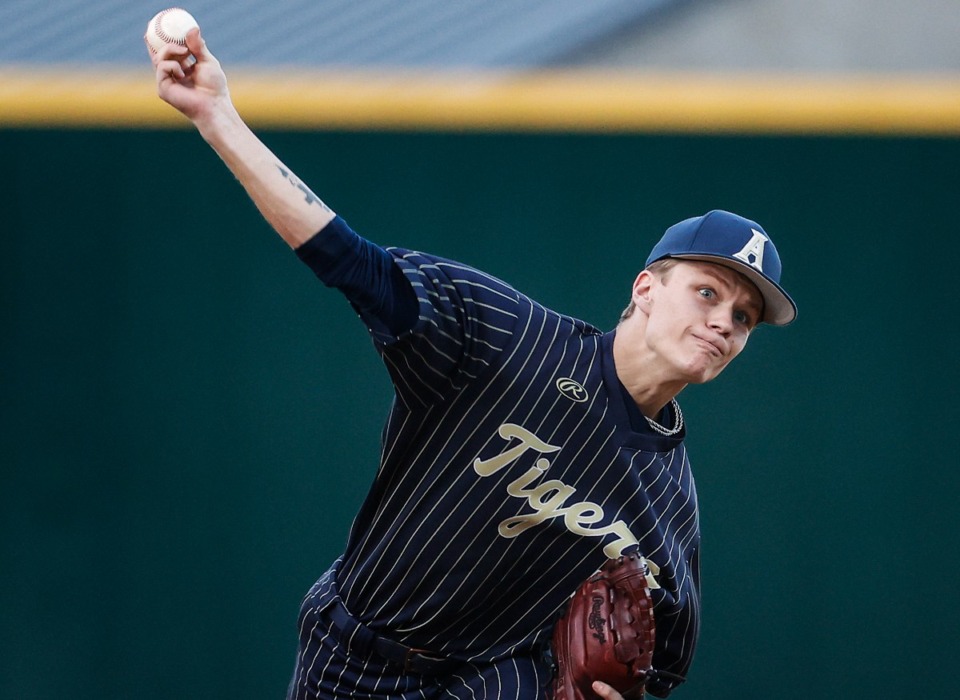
[149,30,796,700]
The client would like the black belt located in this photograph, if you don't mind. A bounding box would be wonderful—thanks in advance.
[327,598,461,675]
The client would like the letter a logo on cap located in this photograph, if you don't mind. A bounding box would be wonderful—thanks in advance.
[732,228,769,271]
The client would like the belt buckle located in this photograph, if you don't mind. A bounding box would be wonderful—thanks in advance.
[403,646,443,674]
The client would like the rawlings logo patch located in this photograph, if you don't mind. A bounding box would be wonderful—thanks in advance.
[556,377,589,403]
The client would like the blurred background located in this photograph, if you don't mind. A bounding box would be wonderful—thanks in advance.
[2,1,959,698]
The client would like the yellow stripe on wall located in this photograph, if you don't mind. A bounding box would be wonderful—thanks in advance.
[2,66,959,134]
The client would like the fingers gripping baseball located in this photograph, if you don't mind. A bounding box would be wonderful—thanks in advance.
[148,23,228,122]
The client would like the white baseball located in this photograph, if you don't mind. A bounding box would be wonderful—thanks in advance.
[144,8,200,55]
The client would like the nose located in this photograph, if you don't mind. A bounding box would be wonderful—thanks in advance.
[707,305,734,335]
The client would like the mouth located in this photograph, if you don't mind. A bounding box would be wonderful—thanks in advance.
[692,335,724,358]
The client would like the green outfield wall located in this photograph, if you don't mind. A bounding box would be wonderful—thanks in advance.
[3,126,958,699]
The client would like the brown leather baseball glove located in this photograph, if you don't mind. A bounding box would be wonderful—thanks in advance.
[550,551,657,700]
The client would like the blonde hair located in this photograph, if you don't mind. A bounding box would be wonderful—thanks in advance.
[618,258,679,323]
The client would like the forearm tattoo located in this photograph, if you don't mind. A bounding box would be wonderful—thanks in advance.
[276,164,331,212]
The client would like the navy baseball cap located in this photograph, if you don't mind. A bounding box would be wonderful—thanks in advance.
[645,210,797,326]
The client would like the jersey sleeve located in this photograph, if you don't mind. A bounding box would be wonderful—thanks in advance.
[294,217,523,409]
[295,216,420,338]
[376,249,523,409]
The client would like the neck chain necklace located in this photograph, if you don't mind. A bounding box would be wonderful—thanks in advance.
[645,399,684,437]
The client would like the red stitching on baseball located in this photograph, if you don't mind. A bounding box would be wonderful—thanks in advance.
[154,8,189,47]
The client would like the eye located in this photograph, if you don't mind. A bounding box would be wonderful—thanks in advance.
[698,287,715,299]
[734,309,752,326]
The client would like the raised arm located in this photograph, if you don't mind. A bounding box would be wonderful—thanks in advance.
[149,29,335,248]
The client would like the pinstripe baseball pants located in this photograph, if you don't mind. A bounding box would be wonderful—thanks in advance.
[286,561,551,699]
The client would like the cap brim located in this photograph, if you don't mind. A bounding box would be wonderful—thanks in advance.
[670,254,798,326]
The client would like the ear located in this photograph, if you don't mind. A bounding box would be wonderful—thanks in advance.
[631,270,657,314]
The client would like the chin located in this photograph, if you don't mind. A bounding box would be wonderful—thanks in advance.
[682,372,716,386]
[678,359,728,385]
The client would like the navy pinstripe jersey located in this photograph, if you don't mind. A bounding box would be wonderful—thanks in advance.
[297,218,701,687]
